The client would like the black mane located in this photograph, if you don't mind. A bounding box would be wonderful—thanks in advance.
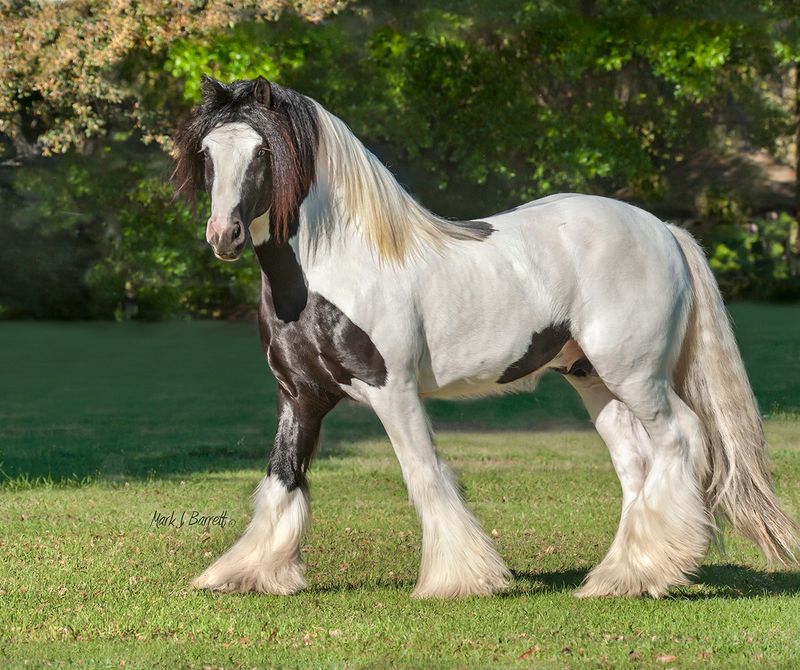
[173,77,319,243]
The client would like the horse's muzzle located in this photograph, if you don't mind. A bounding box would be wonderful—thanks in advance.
[207,215,246,262]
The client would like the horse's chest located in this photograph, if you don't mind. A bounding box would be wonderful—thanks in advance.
[259,293,386,398]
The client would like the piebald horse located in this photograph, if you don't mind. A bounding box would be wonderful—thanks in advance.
[173,75,798,598]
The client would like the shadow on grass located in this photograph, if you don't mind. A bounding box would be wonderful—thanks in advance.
[511,565,800,599]
[4,312,798,484]
[303,578,417,595]
[187,564,800,599]
[511,568,588,595]
[0,321,596,483]
[221,565,800,599]
[688,564,800,599]
[0,397,593,484]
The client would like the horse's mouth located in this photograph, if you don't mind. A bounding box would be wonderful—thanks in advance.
[214,250,243,262]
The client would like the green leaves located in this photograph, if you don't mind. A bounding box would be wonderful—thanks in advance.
[166,34,283,102]
[3,1,799,318]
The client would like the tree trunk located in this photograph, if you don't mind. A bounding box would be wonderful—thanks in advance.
[793,61,800,264]
[796,60,800,222]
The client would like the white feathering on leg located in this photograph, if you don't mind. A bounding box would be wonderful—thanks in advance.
[411,461,511,598]
[192,476,309,594]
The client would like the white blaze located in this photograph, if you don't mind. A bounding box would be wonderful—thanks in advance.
[202,122,262,220]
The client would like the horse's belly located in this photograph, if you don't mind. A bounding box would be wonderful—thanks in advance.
[417,370,546,399]
[414,258,565,397]
[416,320,566,398]
[416,332,588,399]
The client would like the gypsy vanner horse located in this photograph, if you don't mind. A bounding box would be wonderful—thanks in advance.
[173,75,798,599]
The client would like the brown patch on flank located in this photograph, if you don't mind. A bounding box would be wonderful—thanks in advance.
[497,323,571,384]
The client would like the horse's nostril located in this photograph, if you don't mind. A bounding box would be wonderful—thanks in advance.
[232,222,243,242]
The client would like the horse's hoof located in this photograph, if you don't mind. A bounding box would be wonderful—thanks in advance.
[190,559,306,595]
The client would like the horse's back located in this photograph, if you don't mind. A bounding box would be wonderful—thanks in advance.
[486,193,688,303]
[488,193,673,243]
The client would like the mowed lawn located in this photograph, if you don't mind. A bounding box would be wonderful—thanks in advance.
[1,303,800,669]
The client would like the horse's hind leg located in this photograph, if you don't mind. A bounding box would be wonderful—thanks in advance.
[578,375,711,597]
[562,371,649,521]
[366,382,510,598]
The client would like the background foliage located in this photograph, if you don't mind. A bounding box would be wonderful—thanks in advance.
[2,0,800,318]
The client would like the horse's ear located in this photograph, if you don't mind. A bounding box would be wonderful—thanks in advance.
[200,75,229,102]
[253,76,272,107]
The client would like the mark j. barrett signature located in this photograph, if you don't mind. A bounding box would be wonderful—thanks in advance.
[150,510,235,529]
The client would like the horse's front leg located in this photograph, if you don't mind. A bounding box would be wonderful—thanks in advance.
[368,382,511,598]
[192,389,335,594]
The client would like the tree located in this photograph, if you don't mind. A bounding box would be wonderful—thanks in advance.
[164,1,792,215]
[0,0,342,157]
[2,0,799,318]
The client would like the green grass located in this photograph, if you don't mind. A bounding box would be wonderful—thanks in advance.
[1,303,800,668]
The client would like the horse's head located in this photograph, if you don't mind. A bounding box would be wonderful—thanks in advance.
[197,77,271,261]
[173,76,317,262]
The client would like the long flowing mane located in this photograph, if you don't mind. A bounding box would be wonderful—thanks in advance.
[173,77,492,260]
[309,103,493,263]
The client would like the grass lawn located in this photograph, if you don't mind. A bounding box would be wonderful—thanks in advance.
[1,302,800,668]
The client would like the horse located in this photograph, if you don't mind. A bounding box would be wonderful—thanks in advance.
[172,75,798,599]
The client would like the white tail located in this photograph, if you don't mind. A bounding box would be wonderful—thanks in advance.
[669,224,799,564]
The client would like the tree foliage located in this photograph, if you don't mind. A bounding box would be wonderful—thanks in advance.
[161,1,796,215]
[0,0,342,154]
[2,0,799,319]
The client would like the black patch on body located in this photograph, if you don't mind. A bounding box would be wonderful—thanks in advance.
[255,236,307,322]
[257,248,387,396]
[255,227,386,491]
[463,220,494,237]
[497,323,571,384]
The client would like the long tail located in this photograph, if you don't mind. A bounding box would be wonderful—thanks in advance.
[669,224,799,565]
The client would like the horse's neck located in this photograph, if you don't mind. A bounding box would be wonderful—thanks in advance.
[254,236,308,324]
[254,158,403,325]
[253,195,355,322]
